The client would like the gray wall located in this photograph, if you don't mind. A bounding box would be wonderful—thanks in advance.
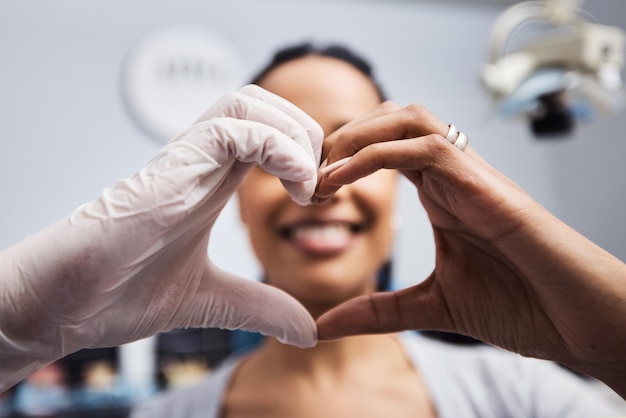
[1,0,625,290]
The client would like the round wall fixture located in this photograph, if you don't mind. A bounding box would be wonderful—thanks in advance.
[122,24,245,144]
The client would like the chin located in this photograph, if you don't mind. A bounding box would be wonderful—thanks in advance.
[293,285,373,318]
[266,267,376,306]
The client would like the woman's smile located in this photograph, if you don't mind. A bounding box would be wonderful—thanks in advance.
[277,220,365,255]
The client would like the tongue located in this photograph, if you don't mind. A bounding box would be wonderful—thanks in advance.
[292,224,353,252]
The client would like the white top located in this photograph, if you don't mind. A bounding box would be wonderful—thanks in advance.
[131,332,626,418]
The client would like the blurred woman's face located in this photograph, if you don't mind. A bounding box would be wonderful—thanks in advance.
[238,55,397,316]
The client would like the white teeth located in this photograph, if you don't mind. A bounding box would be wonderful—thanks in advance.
[292,223,352,243]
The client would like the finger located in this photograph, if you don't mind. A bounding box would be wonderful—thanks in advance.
[317,133,524,211]
[192,85,323,166]
[320,101,402,162]
[184,91,313,159]
[189,87,323,204]
[134,119,317,218]
[317,137,523,234]
[238,84,323,165]
[315,103,450,202]
[180,119,316,181]
[190,266,317,349]
[316,281,455,341]
[322,103,448,167]
[236,85,324,204]
[316,133,458,199]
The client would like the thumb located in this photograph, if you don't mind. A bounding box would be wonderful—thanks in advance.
[316,280,454,341]
[189,266,317,349]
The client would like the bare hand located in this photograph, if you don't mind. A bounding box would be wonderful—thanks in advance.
[315,101,626,397]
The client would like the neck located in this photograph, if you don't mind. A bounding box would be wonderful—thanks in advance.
[253,333,403,378]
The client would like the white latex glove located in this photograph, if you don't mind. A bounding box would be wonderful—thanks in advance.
[0,84,322,392]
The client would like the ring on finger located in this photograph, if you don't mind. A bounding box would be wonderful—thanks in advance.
[445,124,469,151]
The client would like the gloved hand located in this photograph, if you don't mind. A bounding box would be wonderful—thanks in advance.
[0,84,322,392]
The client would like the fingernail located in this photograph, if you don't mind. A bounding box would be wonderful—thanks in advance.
[318,157,352,177]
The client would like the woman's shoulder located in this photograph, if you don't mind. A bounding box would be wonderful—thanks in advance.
[399,331,626,417]
[129,357,242,418]
[400,330,584,385]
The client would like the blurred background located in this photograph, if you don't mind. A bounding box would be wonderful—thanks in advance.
[1,0,625,415]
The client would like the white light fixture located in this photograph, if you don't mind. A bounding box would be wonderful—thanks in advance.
[482,0,625,137]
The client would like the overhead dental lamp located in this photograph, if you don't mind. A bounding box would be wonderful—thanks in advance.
[481,0,625,137]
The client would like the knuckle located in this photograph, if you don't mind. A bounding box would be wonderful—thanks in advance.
[403,103,429,119]
[420,134,450,166]
[379,100,401,114]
